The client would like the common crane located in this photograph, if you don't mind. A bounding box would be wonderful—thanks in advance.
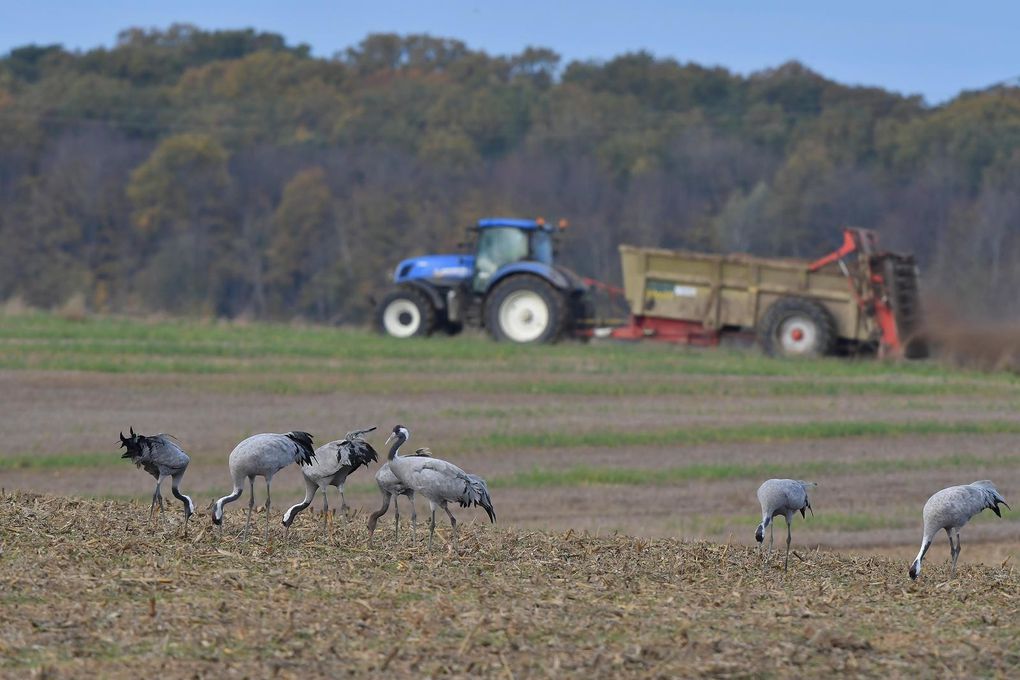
[908,480,1010,580]
[367,446,433,545]
[282,427,379,539]
[119,427,195,527]
[384,425,495,550]
[755,479,815,571]
[212,431,316,541]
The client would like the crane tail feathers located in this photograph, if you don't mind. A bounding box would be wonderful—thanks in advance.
[339,439,379,470]
[286,431,316,466]
[460,474,496,523]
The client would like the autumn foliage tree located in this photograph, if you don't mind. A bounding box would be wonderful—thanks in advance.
[1,25,1020,320]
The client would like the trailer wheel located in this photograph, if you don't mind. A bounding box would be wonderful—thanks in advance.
[758,298,836,358]
[485,275,566,344]
[376,288,436,338]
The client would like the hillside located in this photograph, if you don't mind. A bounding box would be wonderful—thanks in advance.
[2,27,1020,320]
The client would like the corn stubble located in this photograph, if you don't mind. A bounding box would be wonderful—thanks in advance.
[0,492,1017,678]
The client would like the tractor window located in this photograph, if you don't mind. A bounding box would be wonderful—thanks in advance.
[474,227,530,291]
[531,231,553,265]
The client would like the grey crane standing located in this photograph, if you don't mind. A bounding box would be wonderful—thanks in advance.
[384,425,495,550]
[367,445,433,545]
[908,480,1010,580]
[212,431,316,541]
[755,478,815,571]
[119,427,195,528]
[281,427,379,539]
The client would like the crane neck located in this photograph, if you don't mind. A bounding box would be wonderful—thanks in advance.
[387,434,406,461]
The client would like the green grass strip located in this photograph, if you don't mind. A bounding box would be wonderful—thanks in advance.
[479,419,1020,450]
[6,421,1020,472]
[2,311,1016,384]
[0,451,119,471]
[489,451,1020,489]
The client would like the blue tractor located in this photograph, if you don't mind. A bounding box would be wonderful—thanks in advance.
[375,217,591,343]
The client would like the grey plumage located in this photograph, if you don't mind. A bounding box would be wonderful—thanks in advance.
[383,425,495,550]
[908,480,1010,580]
[212,431,316,541]
[119,427,195,526]
[282,428,379,537]
[366,443,432,544]
[754,478,815,571]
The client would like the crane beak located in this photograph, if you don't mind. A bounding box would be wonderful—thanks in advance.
[384,433,395,446]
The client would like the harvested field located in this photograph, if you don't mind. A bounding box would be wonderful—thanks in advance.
[1,492,1019,678]
[3,314,1020,558]
[2,312,1020,674]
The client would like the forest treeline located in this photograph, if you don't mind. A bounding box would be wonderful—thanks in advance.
[1,24,1019,322]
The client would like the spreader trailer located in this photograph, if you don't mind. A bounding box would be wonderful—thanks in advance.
[596,228,926,358]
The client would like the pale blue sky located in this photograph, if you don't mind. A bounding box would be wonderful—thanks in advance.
[2,1,1017,104]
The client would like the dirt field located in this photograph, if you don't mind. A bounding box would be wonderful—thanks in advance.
[1,492,1018,678]
[1,324,1020,562]
[2,313,1020,674]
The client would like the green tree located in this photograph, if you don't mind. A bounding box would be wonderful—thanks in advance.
[126,133,234,313]
[266,167,346,320]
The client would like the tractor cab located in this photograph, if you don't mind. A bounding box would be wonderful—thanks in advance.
[389,218,557,291]
[471,218,556,292]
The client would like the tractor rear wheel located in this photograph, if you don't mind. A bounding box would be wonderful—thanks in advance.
[485,275,567,344]
[758,298,835,358]
[376,288,436,338]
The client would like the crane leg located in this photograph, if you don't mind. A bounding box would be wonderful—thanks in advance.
[243,477,256,540]
[428,505,437,550]
[768,522,775,555]
[950,528,961,577]
[264,479,272,544]
[410,495,418,543]
[393,494,401,541]
[784,519,792,572]
[442,502,458,551]
[149,480,160,522]
[321,487,330,539]
[340,487,350,522]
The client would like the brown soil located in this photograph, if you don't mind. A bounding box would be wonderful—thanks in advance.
[1,492,1018,678]
[3,369,1020,567]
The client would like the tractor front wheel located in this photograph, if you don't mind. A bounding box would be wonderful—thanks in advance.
[485,275,566,344]
[376,288,436,338]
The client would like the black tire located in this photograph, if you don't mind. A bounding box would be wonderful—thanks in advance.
[442,319,464,336]
[375,288,436,338]
[758,297,836,358]
[484,275,567,344]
